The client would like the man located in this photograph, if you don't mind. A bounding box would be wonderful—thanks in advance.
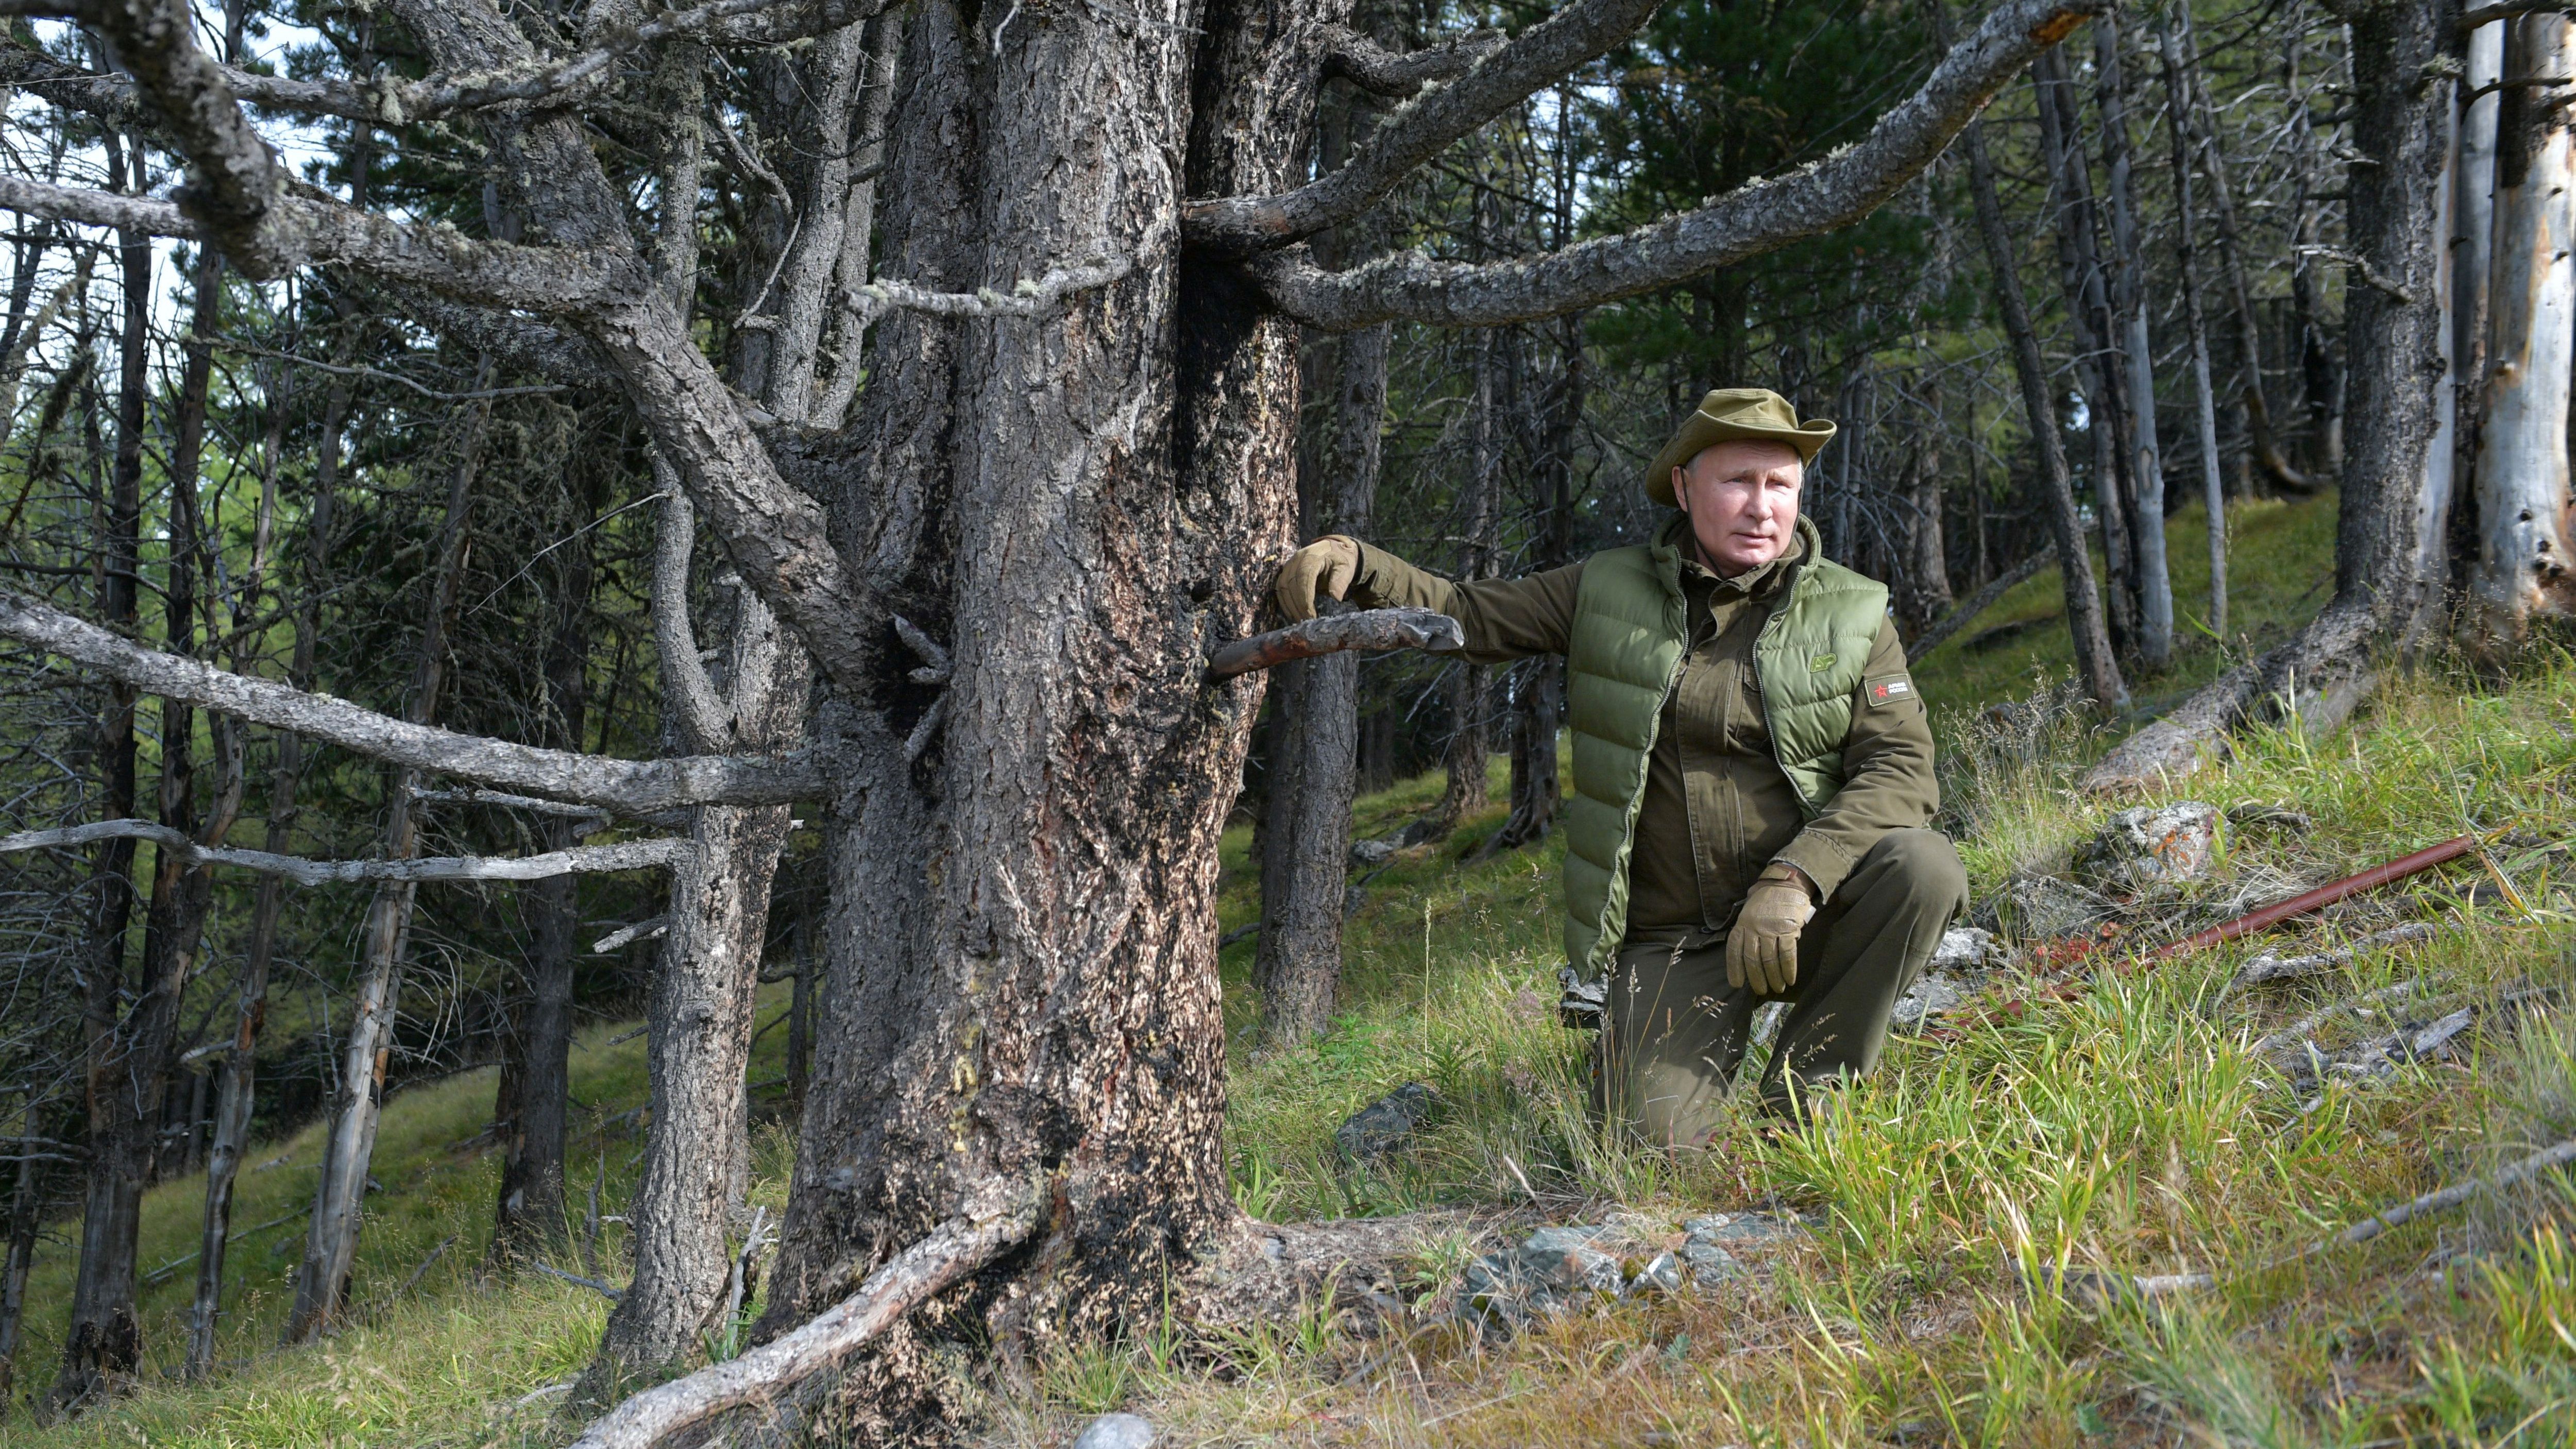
[1271,387,1965,1143]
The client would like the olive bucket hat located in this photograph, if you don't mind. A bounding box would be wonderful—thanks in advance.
[1646,387,1837,505]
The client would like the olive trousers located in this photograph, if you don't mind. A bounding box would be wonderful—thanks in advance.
[1594,828,1969,1146]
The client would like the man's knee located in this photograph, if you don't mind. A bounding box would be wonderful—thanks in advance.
[1856,827,1969,915]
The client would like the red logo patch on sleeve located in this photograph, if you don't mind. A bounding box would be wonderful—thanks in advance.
[1867,676,1913,705]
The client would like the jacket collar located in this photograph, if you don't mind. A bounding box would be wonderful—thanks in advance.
[1650,513,1825,600]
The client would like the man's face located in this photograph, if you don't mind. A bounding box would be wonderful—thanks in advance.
[1674,439,1804,575]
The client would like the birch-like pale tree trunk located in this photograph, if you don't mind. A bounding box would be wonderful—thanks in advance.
[2093,16,2171,667]
[2467,12,2576,647]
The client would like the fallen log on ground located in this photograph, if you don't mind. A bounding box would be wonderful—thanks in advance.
[1206,607,1464,680]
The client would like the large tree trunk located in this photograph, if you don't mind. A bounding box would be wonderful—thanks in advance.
[1963,116,2128,710]
[749,0,1339,1429]
[1897,371,1954,637]
[2092,16,2172,668]
[52,153,155,1412]
[2466,12,2576,646]
[285,385,492,1343]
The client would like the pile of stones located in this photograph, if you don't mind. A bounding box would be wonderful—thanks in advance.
[1454,1209,1805,1327]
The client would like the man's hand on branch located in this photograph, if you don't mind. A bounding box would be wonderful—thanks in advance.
[1727,862,1816,997]
[1270,535,1362,623]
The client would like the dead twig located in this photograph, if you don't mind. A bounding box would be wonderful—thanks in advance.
[1206,607,1464,680]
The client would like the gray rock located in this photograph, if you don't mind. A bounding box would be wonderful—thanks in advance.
[1333,1082,1437,1161]
[1556,965,1607,1030]
[2075,800,2223,892]
[1929,925,2005,972]
[1348,837,1400,867]
[1071,1412,1156,1449]
[1891,971,1970,1031]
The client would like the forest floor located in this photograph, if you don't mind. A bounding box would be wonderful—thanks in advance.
[22,488,2576,1447]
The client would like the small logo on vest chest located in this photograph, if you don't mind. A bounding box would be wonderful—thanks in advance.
[1808,653,1836,672]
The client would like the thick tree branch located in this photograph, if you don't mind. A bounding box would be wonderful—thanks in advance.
[653,482,733,755]
[1186,0,1660,256]
[1319,25,1506,97]
[1250,0,2109,328]
[1206,607,1464,679]
[5,0,895,124]
[0,175,637,312]
[76,0,301,275]
[0,591,821,811]
[0,819,689,885]
[567,1187,1042,1449]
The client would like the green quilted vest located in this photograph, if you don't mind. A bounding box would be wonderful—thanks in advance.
[1560,517,1889,976]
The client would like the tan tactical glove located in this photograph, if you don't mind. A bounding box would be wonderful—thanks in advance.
[1270,535,1362,623]
[1727,862,1817,997]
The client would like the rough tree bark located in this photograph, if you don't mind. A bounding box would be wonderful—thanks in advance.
[284,384,492,1343]
[1963,115,2129,709]
[2465,11,2576,646]
[577,484,809,1394]
[1897,371,1954,637]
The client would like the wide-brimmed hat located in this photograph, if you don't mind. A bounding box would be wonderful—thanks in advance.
[1646,387,1836,505]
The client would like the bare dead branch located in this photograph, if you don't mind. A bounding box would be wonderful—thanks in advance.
[0,819,689,885]
[0,176,637,312]
[533,1262,628,1301]
[848,255,1137,325]
[1187,0,1659,256]
[1206,607,1465,679]
[1319,25,1506,97]
[2332,1135,2576,1248]
[0,591,820,811]
[1249,0,2110,328]
[566,1187,1042,1449]
[2230,922,2438,990]
[592,916,670,953]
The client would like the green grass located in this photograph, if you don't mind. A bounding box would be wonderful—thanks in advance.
[28,486,2576,1446]
[1910,493,2338,717]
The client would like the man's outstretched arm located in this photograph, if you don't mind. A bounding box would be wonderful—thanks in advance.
[1273,536,1583,662]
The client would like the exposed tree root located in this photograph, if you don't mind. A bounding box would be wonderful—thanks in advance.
[566,1188,1041,1449]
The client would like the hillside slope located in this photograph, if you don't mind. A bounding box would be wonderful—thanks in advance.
[19,491,2576,1447]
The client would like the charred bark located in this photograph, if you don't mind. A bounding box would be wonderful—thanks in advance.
[2466,11,2576,645]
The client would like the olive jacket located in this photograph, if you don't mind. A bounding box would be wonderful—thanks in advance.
[1346,517,1939,956]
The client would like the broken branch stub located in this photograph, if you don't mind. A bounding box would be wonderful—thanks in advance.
[1206,607,1464,680]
